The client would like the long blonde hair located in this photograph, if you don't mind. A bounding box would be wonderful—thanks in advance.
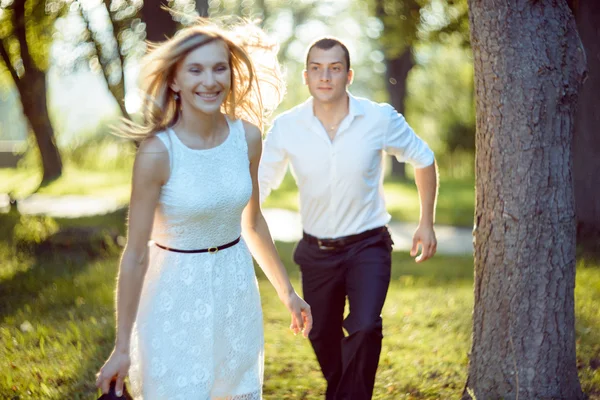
[121,18,284,140]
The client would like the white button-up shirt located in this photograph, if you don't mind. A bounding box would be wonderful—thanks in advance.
[259,93,434,239]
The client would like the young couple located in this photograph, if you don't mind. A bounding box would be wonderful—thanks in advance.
[96,19,437,400]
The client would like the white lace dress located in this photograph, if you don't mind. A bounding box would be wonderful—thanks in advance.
[129,118,263,399]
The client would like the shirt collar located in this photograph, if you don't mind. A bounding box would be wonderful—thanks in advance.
[299,91,366,121]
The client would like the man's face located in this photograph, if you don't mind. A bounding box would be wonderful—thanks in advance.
[304,45,353,105]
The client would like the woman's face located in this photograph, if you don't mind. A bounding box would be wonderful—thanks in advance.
[171,39,232,115]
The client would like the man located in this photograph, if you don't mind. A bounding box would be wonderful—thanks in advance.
[259,37,438,399]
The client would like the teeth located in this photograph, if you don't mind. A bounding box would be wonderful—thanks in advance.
[196,92,219,98]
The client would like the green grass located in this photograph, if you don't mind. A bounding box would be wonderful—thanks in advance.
[0,166,131,203]
[0,212,599,399]
[263,173,475,228]
[1,165,475,227]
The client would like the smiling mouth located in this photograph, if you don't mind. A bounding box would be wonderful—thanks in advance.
[195,91,221,99]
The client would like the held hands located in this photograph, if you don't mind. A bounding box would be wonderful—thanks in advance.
[96,348,131,396]
[280,291,313,338]
[411,224,437,263]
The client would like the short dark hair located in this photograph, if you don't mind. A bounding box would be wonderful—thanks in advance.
[305,38,351,71]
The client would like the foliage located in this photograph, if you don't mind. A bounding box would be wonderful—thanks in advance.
[0,0,65,73]
[405,41,475,177]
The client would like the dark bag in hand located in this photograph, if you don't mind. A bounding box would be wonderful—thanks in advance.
[97,380,133,400]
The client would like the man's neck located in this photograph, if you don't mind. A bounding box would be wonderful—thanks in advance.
[313,93,350,126]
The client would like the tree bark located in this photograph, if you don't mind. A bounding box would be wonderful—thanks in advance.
[10,0,62,182]
[142,0,178,42]
[196,0,209,17]
[464,1,586,399]
[385,46,413,179]
[17,69,62,182]
[573,0,600,255]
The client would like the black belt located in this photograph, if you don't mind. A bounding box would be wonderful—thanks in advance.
[154,236,240,254]
[303,226,386,250]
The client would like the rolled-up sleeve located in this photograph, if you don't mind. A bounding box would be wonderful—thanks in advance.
[383,105,434,169]
[259,119,289,203]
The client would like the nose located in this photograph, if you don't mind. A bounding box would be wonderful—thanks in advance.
[202,70,217,88]
[319,68,331,82]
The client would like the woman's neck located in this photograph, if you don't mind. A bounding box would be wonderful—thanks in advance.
[175,106,226,140]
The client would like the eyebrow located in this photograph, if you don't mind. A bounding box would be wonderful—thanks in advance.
[309,61,344,66]
[185,61,229,67]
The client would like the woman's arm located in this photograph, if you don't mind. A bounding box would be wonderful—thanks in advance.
[96,136,169,395]
[241,121,312,338]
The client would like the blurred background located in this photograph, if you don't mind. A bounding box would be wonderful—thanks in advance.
[0,1,598,399]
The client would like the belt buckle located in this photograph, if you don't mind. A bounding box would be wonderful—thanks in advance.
[208,247,219,254]
[317,239,335,250]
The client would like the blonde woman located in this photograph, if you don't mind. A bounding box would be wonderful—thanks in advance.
[95,20,312,399]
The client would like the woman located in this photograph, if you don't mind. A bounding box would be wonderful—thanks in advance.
[96,20,312,399]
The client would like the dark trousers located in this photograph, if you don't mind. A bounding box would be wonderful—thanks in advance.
[293,228,393,400]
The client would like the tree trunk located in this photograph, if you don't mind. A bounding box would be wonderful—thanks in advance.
[80,1,130,120]
[464,1,586,399]
[11,0,62,182]
[17,70,63,182]
[573,0,600,255]
[142,0,178,42]
[196,0,209,17]
[385,46,414,180]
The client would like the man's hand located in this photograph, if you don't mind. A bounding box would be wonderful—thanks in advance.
[410,224,437,263]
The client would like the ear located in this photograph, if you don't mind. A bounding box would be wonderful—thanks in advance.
[302,70,308,85]
[170,78,180,94]
[347,69,354,86]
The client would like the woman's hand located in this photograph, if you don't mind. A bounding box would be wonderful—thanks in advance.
[95,348,131,396]
[280,291,313,338]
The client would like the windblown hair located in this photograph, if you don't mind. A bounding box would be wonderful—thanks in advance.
[120,17,285,140]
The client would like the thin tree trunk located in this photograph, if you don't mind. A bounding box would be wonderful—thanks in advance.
[573,0,600,255]
[142,0,178,42]
[385,46,413,180]
[196,0,209,17]
[10,0,62,182]
[464,1,586,399]
[80,1,130,120]
[18,69,62,182]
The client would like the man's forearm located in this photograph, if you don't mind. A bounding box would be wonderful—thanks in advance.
[414,162,438,226]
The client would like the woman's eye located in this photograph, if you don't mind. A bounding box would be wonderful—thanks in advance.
[190,68,201,73]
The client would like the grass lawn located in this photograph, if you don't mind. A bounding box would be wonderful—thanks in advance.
[1,212,599,399]
[0,167,131,204]
[261,172,475,228]
[1,167,475,227]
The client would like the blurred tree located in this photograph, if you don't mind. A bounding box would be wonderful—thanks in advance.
[53,0,144,120]
[78,0,139,120]
[142,0,178,42]
[571,0,600,255]
[465,1,585,399]
[196,0,209,17]
[0,0,63,182]
[373,0,470,179]
[374,0,419,179]
[208,0,316,61]
[406,43,475,178]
